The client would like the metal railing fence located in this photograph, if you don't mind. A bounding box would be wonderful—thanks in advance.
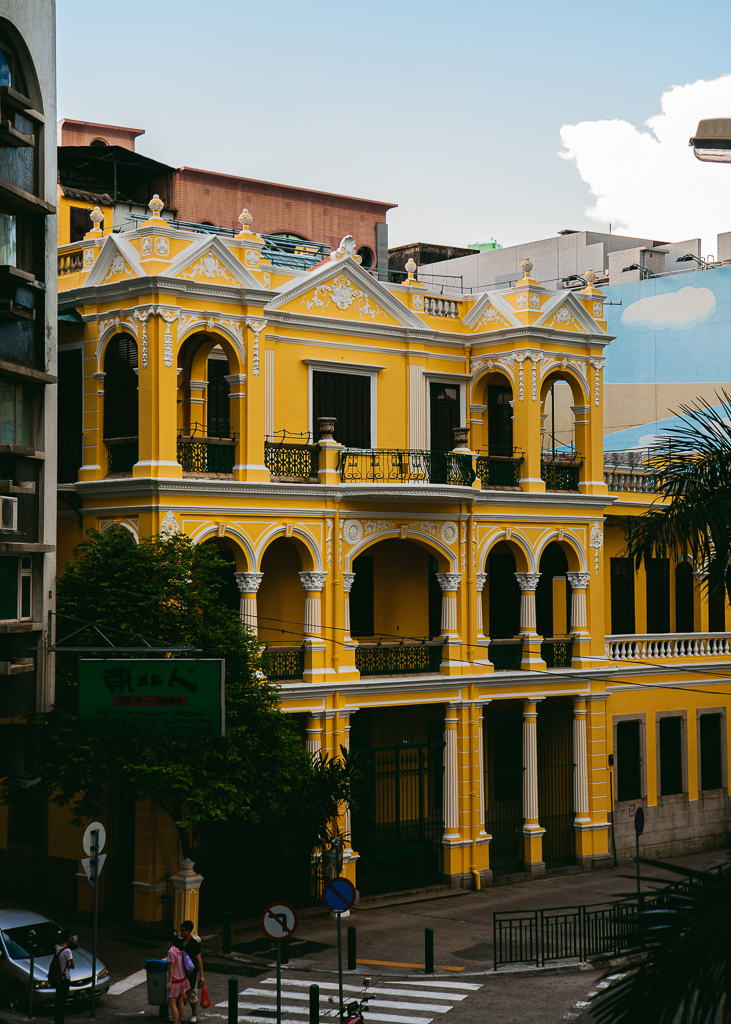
[339,448,475,486]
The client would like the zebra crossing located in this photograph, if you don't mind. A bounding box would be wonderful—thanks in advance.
[216,975,483,1024]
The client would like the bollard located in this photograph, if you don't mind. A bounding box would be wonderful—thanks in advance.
[425,928,434,974]
[347,925,356,971]
[281,938,289,965]
[223,910,232,955]
[228,977,238,1024]
[309,984,319,1024]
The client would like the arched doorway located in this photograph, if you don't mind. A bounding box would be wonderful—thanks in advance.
[485,542,521,669]
[103,333,138,474]
[349,538,444,676]
[177,333,236,473]
[536,542,572,668]
[202,538,240,613]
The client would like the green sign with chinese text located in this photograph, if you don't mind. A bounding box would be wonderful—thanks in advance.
[78,659,225,737]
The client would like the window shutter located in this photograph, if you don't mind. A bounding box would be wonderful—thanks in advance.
[103,334,138,440]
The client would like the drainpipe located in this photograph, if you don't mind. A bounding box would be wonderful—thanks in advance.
[469,701,481,891]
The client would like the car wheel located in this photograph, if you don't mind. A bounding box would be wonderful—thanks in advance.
[8,982,27,1014]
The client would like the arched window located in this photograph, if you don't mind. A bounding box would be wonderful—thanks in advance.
[357,246,374,268]
[207,350,230,438]
[103,334,138,439]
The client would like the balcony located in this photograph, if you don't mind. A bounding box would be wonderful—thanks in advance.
[541,637,573,668]
[355,640,444,676]
[177,429,236,474]
[541,450,583,491]
[105,437,138,474]
[339,449,476,486]
[261,645,305,681]
[476,447,523,489]
[265,437,319,481]
[606,632,731,661]
[58,248,83,276]
[487,638,523,670]
[603,448,658,493]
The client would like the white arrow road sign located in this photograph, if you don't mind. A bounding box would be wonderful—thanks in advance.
[81,853,106,886]
[83,822,106,857]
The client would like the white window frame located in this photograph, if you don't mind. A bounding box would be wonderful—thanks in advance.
[0,555,32,623]
[303,358,385,449]
[424,372,469,450]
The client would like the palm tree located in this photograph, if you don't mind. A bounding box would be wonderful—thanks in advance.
[626,391,731,599]
[592,858,731,1024]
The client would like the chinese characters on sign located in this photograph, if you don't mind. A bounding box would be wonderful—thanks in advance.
[78,659,225,736]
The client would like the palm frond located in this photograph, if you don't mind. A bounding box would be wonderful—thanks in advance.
[626,391,731,598]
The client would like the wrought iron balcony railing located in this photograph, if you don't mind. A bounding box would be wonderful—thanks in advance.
[355,640,444,676]
[105,437,139,474]
[177,429,236,474]
[261,645,305,681]
[487,638,523,670]
[339,449,476,486]
[265,438,319,480]
[476,447,523,488]
[541,451,583,491]
[541,637,573,668]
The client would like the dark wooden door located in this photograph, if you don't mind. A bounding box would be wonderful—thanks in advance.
[312,371,370,448]
[429,382,460,451]
[487,385,513,454]
[207,358,230,437]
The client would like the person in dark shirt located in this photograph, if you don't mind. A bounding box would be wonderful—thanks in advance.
[179,921,205,1022]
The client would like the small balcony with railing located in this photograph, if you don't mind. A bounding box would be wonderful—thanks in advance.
[264,432,319,482]
[339,448,476,487]
[606,632,731,662]
[476,446,523,489]
[603,448,659,494]
[177,423,236,476]
[541,447,583,492]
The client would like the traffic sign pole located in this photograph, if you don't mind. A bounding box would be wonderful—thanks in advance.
[259,902,298,1024]
[337,912,343,1023]
[91,828,99,1018]
[276,939,282,1024]
[321,877,356,1023]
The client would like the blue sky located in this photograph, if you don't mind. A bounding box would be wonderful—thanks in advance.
[57,0,731,249]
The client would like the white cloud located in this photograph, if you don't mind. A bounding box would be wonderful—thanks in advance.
[559,75,731,253]
[620,286,716,330]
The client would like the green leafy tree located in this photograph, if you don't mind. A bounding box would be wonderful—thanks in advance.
[627,392,731,599]
[17,527,352,882]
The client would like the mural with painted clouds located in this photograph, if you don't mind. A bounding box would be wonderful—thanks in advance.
[601,266,731,450]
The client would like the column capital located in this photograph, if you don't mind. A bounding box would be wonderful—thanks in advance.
[342,572,356,594]
[475,572,488,593]
[235,571,264,593]
[515,572,541,592]
[435,572,462,592]
[299,571,328,592]
[566,572,591,590]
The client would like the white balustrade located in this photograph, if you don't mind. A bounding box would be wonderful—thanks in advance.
[605,632,731,660]
[424,297,460,318]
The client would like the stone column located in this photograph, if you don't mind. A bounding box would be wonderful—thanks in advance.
[299,572,327,682]
[475,572,487,640]
[171,858,204,931]
[299,572,327,636]
[342,572,355,641]
[235,571,263,632]
[522,699,546,874]
[567,572,591,668]
[305,715,324,754]
[443,704,460,842]
[436,573,461,638]
[515,572,546,670]
[573,698,591,824]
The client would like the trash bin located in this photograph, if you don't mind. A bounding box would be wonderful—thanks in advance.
[146,960,168,1006]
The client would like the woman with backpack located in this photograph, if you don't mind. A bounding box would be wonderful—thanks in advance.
[166,932,190,1024]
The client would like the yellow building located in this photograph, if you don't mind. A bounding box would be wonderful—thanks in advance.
[47,195,731,926]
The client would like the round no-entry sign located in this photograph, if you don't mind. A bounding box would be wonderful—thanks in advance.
[322,877,356,914]
[260,902,298,942]
[634,806,644,836]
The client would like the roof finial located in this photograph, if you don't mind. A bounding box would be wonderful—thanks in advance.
[521,257,533,278]
[405,257,417,282]
[239,208,253,232]
[88,206,104,236]
[148,194,164,219]
[330,235,361,263]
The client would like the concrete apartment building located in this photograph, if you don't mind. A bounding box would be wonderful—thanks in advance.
[421,229,704,291]
[0,0,57,770]
[57,119,396,272]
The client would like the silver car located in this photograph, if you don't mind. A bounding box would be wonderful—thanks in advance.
[0,910,110,1012]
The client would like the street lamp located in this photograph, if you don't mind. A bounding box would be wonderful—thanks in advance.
[676,253,715,270]
[689,119,731,163]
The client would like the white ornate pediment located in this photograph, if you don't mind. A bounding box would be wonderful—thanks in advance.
[462,291,521,331]
[84,234,145,288]
[164,235,261,289]
[535,292,600,335]
[266,255,423,328]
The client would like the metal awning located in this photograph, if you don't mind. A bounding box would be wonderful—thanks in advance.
[57,145,176,205]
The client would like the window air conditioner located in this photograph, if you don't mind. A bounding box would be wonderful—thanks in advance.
[0,496,18,532]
